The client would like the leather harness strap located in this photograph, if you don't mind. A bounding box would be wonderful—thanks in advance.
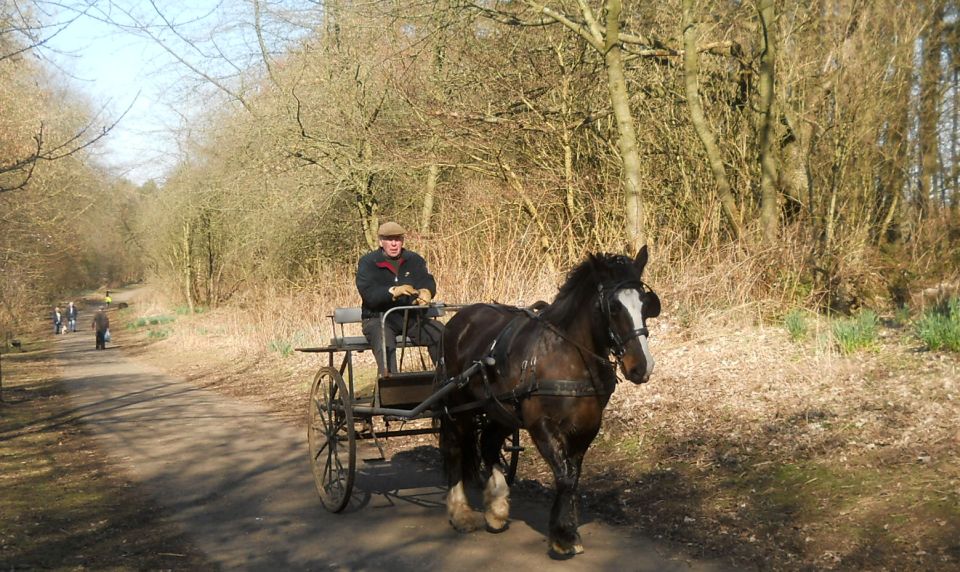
[445,306,614,429]
[441,314,612,429]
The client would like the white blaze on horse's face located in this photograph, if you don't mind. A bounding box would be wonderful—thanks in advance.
[615,289,655,382]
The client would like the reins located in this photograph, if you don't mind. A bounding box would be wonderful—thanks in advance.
[519,306,614,366]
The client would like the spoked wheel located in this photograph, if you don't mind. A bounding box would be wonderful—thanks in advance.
[307,366,355,512]
[502,429,522,485]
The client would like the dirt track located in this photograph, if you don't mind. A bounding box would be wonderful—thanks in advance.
[53,296,732,571]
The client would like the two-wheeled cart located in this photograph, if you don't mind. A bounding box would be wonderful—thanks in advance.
[297,304,521,512]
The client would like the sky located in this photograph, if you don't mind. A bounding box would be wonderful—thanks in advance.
[41,1,318,185]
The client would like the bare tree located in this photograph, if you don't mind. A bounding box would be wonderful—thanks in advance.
[681,0,742,240]
[918,0,946,214]
[755,0,778,243]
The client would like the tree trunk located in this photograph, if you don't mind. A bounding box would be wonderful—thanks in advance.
[756,0,779,243]
[562,126,577,260]
[918,2,944,214]
[603,0,646,251]
[951,36,960,211]
[877,56,912,244]
[681,0,742,240]
[421,163,437,234]
[560,58,578,260]
[525,0,648,250]
[183,220,194,314]
[356,140,379,250]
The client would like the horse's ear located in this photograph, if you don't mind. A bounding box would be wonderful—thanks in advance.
[634,245,649,274]
[587,252,602,275]
[644,291,661,318]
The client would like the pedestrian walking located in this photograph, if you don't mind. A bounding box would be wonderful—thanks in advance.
[52,306,63,335]
[92,306,110,350]
[66,302,79,332]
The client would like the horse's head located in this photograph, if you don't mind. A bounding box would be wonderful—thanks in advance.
[596,246,661,384]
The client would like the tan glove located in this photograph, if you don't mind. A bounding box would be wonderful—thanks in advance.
[415,288,433,306]
[389,284,418,299]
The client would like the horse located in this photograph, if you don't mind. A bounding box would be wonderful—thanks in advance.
[436,246,661,557]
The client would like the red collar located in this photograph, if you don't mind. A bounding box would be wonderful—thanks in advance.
[375,252,405,274]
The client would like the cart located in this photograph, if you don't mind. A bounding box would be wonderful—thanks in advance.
[297,304,521,513]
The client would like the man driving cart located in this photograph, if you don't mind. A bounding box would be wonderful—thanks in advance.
[356,221,443,376]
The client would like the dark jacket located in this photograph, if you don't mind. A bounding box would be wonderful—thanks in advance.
[92,311,110,333]
[356,248,437,319]
[66,305,78,320]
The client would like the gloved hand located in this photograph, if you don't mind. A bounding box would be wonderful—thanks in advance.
[389,284,419,299]
[415,288,433,306]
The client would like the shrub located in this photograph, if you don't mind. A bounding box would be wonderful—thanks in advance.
[893,305,912,327]
[915,298,960,352]
[784,309,808,342]
[268,332,311,358]
[832,309,878,355]
[174,306,206,315]
[269,339,294,357]
[128,315,176,329]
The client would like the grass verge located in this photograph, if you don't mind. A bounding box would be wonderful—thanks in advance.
[0,342,212,570]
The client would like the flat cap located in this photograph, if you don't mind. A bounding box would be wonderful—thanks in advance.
[377,221,406,237]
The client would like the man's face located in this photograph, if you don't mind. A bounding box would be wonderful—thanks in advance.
[379,235,404,258]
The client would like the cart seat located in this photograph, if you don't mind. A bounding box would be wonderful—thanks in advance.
[329,335,371,349]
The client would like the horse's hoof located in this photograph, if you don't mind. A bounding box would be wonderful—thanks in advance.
[485,518,510,533]
[449,512,485,533]
[548,541,584,559]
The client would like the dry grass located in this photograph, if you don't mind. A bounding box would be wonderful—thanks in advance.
[591,316,960,570]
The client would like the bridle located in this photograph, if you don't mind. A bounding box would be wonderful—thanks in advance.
[516,277,656,369]
[598,280,652,360]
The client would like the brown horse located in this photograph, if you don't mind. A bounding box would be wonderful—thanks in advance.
[436,247,660,557]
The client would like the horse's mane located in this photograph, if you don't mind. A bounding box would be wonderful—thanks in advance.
[539,253,640,330]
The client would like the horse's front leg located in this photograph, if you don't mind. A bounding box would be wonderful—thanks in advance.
[442,416,485,532]
[531,424,589,557]
[480,424,512,532]
[549,452,585,557]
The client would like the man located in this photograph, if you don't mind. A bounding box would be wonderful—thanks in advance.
[92,306,110,350]
[356,221,443,376]
[66,302,78,333]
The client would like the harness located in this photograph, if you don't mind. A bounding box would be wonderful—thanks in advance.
[446,281,653,428]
